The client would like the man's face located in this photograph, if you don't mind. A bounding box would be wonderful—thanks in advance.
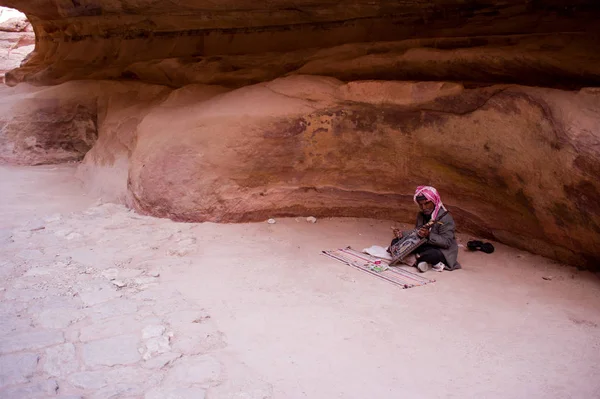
[418,198,435,215]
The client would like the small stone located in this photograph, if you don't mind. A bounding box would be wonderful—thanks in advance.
[44,343,78,377]
[306,216,317,223]
[149,271,161,278]
[163,355,221,386]
[267,218,276,224]
[0,353,39,387]
[65,232,83,240]
[82,335,141,367]
[145,387,206,399]
[192,315,211,323]
[542,276,554,281]
[0,331,64,354]
[142,336,171,360]
[111,280,127,288]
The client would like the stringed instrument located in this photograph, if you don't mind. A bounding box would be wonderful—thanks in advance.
[389,211,447,266]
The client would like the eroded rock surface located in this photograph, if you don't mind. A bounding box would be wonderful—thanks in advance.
[0,81,170,166]
[4,77,595,268]
[125,77,600,269]
[0,83,98,165]
[1,1,599,87]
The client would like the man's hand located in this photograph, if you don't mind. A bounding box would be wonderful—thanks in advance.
[392,228,403,239]
[417,227,430,238]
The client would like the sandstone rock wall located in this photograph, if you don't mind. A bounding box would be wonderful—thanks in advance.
[124,77,600,269]
[0,83,97,165]
[0,1,598,270]
[1,1,599,88]
[3,77,598,269]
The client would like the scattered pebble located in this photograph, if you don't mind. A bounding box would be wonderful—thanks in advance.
[111,280,127,288]
[542,276,553,281]
[267,218,276,224]
[306,216,317,223]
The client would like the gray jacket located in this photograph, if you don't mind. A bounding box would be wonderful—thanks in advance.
[415,211,461,270]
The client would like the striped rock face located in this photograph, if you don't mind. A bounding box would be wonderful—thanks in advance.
[0,0,599,88]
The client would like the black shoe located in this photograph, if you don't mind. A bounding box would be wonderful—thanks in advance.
[467,240,494,254]
[480,243,495,253]
[467,240,483,251]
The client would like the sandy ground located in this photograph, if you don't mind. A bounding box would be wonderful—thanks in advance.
[1,164,599,399]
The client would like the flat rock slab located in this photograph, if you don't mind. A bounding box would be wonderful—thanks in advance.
[82,335,141,367]
[0,331,64,354]
[44,343,78,377]
[85,299,138,322]
[79,316,141,342]
[0,379,59,399]
[36,307,83,329]
[0,352,39,388]
[68,367,160,391]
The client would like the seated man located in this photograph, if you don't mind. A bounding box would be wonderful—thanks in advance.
[391,186,461,272]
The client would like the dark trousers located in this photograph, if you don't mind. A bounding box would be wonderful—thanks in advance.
[414,244,447,265]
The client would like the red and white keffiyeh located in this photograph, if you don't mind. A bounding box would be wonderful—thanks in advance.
[413,186,446,220]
